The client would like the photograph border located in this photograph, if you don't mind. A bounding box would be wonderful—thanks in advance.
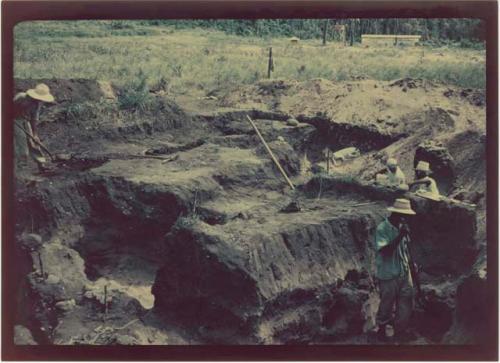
[2,1,498,360]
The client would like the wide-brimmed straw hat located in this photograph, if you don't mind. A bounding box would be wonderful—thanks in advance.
[26,83,55,103]
[415,160,430,172]
[415,190,441,202]
[387,198,416,215]
[387,158,398,167]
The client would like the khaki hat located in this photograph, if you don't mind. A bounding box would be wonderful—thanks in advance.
[416,161,430,172]
[26,83,55,103]
[387,158,398,166]
[387,198,416,215]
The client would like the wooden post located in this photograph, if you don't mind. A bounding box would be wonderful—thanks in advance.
[267,47,274,79]
[394,19,399,46]
[246,115,295,190]
[322,20,328,46]
[37,251,44,278]
[103,285,108,319]
[326,148,330,174]
[349,19,354,46]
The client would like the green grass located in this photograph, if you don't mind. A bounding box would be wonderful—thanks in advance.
[14,20,486,94]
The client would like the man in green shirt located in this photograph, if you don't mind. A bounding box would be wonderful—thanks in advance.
[374,198,416,342]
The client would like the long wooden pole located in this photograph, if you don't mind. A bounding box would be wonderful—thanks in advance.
[246,115,295,190]
[14,121,54,160]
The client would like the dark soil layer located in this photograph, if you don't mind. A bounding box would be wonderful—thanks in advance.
[12,78,487,345]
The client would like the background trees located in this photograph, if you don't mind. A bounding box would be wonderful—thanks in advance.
[152,19,485,46]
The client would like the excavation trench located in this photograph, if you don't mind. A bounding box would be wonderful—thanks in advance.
[14,108,480,345]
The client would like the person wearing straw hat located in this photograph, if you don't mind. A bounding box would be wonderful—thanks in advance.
[376,157,408,191]
[409,161,440,198]
[373,198,416,342]
[13,83,55,172]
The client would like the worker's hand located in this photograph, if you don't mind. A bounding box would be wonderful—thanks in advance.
[400,223,410,235]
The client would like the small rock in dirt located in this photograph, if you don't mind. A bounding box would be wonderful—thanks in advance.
[55,299,76,312]
[113,334,139,345]
[332,147,360,162]
[14,325,37,345]
[54,153,73,162]
[280,200,301,213]
[286,118,299,127]
[235,212,249,220]
[97,80,116,99]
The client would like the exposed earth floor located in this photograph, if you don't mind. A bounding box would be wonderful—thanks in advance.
[12,77,488,345]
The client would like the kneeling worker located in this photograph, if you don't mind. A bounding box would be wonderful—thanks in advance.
[375,158,408,191]
[409,161,440,198]
[374,198,416,342]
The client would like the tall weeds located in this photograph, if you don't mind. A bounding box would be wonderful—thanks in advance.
[14,21,486,93]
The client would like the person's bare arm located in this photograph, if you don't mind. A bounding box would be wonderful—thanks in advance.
[379,225,408,256]
[409,179,431,187]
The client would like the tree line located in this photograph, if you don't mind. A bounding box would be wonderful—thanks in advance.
[149,19,485,46]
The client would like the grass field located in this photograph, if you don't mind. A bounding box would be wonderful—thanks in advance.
[14,20,486,95]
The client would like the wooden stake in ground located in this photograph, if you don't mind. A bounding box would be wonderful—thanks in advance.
[103,285,108,320]
[37,251,44,278]
[349,19,354,46]
[246,115,295,190]
[267,47,274,79]
[322,20,328,46]
[326,148,330,174]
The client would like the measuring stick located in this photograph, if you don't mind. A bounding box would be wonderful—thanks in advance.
[246,115,295,190]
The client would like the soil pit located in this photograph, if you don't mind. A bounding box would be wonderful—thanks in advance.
[13,78,486,345]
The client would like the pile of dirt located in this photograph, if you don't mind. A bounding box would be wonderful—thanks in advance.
[218,78,485,136]
[14,79,195,158]
[15,78,116,103]
[443,87,485,107]
[152,201,382,343]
